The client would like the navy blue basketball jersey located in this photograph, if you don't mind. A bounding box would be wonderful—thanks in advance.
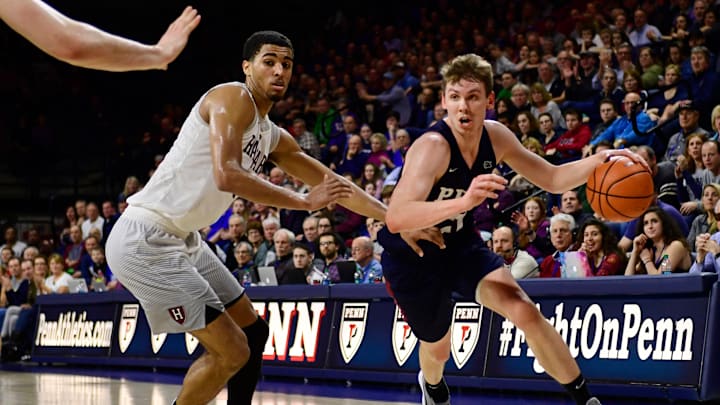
[425,120,497,239]
[378,119,497,255]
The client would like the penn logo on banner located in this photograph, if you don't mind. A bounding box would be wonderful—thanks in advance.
[391,305,417,367]
[118,304,139,353]
[339,303,369,364]
[450,303,483,369]
[151,333,167,354]
[185,333,200,355]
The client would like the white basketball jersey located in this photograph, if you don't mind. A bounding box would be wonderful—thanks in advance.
[127,82,281,233]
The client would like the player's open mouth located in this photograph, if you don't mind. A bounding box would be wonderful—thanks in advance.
[459,117,472,127]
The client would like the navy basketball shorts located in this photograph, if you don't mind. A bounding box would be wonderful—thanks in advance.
[381,236,504,343]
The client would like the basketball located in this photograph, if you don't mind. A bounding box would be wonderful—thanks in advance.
[586,158,654,222]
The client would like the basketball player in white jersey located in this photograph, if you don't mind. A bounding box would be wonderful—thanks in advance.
[106,31,394,405]
[0,0,200,71]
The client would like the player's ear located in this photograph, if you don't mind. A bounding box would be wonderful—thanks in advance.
[487,91,495,110]
[242,60,251,76]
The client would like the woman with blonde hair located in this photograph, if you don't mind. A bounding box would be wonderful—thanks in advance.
[39,253,72,294]
[529,83,565,129]
[686,183,720,252]
[118,175,142,202]
[710,105,720,141]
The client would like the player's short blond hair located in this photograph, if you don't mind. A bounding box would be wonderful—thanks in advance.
[440,53,493,96]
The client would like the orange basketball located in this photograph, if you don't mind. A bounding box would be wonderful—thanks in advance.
[586,159,654,222]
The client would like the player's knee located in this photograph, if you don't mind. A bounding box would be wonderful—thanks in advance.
[505,299,544,332]
[422,340,451,363]
[247,317,269,352]
[220,341,251,374]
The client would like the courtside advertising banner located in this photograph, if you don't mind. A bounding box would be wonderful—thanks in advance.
[484,296,707,385]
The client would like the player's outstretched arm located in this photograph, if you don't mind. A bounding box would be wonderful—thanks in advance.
[206,85,352,211]
[489,121,648,194]
[270,131,387,221]
[385,133,506,233]
[0,0,200,71]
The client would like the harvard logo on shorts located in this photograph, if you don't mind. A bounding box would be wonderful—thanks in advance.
[118,304,139,353]
[391,305,417,367]
[338,303,368,364]
[450,303,483,369]
[168,306,186,324]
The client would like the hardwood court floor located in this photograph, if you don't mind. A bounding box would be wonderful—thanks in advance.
[0,366,684,404]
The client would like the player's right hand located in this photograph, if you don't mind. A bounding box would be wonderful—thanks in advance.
[155,6,201,70]
[462,174,507,210]
[401,227,445,257]
[304,174,354,211]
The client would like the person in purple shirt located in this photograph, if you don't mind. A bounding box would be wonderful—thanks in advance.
[618,198,689,253]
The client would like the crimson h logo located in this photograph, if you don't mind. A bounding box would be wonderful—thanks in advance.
[168,306,186,324]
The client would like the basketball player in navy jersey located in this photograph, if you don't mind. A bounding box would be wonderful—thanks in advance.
[1,0,200,71]
[379,54,648,405]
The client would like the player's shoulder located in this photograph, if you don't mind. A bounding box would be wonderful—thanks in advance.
[200,82,255,120]
[412,130,450,150]
[483,119,512,135]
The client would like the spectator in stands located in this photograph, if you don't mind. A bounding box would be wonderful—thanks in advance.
[492,226,538,279]
[537,62,565,101]
[637,47,664,90]
[649,65,689,120]
[675,134,708,206]
[80,202,104,240]
[230,241,258,285]
[245,221,263,256]
[39,253,71,294]
[255,216,279,269]
[544,109,591,163]
[1,226,26,258]
[390,129,411,168]
[586,92,655,152]
[710,105,720,141]
[690,202,720,273]
[59,205,79,244]
[222,215,248,271]
[335,134,369,180]
[101,200,119,245]
[625,207,692,275]
[633,145,681,210]
[87,247,117,291]
[514,111,542,144]
[292,118,321,160]
[366,133,394,174]
[537,113,563,147]
[590,100,620,145]
[629,8,662,48]
[576,219,625,276]
[0,258,30,346]
[495,71,518,103]
[21,247,39,263]
[530,83,566,130]
[351,236,382,283]
[265,228,295,282]
[118,176,142,202]
[310,97,340,147]
[553,189,594,228]
[318,232,344,283]
[512,196,553,261]
[687,46,720,129]
[540,213,577,278]
[325,114,358,168]
[509,84,532,118]
[686,184,720,252]
[664,102,710,164]
[359,163,384,200]
[61,225,84,272]
[356,72,411,127]
[74,200,87,225]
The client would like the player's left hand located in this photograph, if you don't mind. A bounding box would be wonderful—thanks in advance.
[599,149,651,172]
[400,227,445,257]
[155,6,201,69]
